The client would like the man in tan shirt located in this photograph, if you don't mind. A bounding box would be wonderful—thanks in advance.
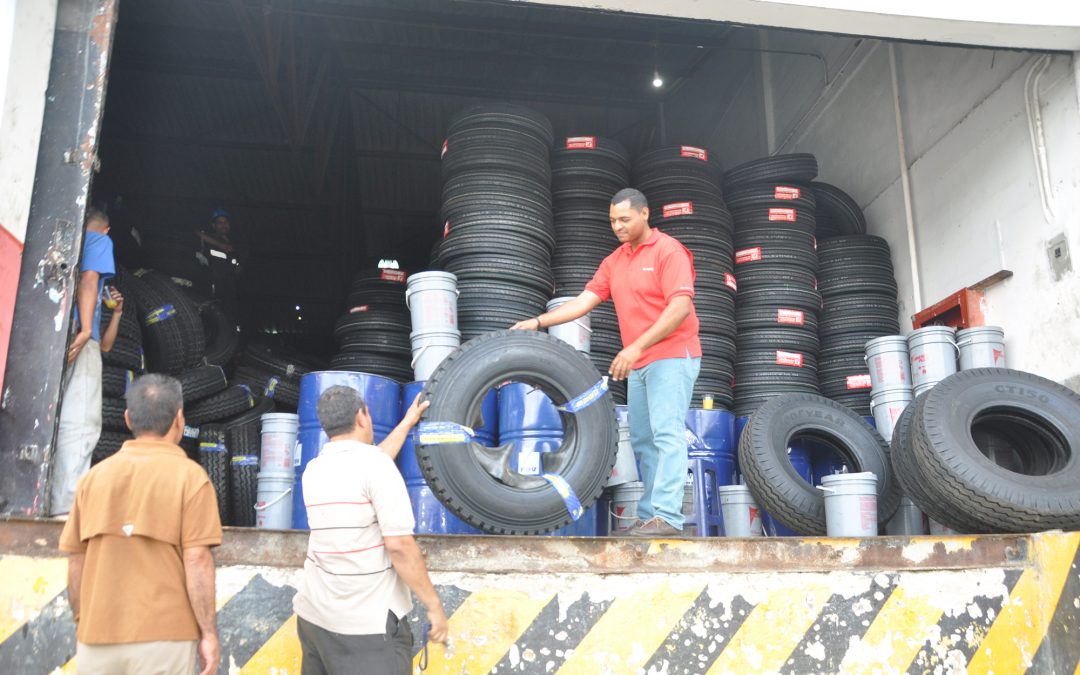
[294,385,447,674]
[59,373,222,675]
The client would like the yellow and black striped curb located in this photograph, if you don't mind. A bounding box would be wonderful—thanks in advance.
[1,532,1077,674]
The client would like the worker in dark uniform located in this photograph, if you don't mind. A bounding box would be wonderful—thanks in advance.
[196,208,241,319]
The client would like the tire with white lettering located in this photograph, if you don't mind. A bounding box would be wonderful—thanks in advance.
[908,369,1080,532]
[740,393,900,534]
[417,330,618,534]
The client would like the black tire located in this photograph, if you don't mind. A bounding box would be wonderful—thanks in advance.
[908,369,1080,532]
[243,343,323,379]
[738,393,901,534]
[724,154,818,191]
[127,270,206,374]
[185,385,257,426]
[810,183,867,237]
[101,397,128,432]
[417,331,618,534]
[197,300,240,367]
[199,424,231,526]
[223,397,276,458]
[230,455,258,527]
[101,336,144,372]
[177,365,228,403]
[102,367,134,398]
[91,431,131,465]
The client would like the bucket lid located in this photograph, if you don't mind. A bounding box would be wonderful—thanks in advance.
[871,389,914,403]
[261,412,299,423]
[546,297,577,310]
[820,471,877,486]
[406,270,457,285]
[717,484,752,495]
[409,329,462,340]
[956,326,1005,339]
[865,335,908,351]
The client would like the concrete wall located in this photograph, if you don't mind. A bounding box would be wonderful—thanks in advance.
[678,29,1080,387]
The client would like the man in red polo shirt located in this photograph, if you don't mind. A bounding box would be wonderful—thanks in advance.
[512,188,701,536]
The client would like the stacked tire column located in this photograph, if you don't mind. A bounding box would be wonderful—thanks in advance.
[724,172,822,417]
[329,268,413,382]
[633,145,735,408]
[816,235,900,415]
[549,135,630,404]
[438,104,556,340]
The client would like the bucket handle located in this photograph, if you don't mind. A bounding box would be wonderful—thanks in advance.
[405,287,459,310]
[571,318,593,334]
[816,486,836,494]
[410,344,430,369]
[254,487,293,511]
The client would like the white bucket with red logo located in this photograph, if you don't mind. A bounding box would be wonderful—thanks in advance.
[864,335,911,394]
[956,326,1006,370]
[907,327,958,396]
[718,485,762,537]
[260,413,299,474]
[610,481,644,533]
[546,297,591,354]
[405,271,458,333]
[820,472,878,537]
[870,389,913,443]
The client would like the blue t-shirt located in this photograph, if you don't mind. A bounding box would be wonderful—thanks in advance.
[75,231,115,342]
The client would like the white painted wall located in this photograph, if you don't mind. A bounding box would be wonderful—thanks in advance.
[0,0,57,244]
[683,28,1080,387]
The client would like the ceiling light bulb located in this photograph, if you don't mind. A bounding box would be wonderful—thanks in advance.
[652,72,664,88]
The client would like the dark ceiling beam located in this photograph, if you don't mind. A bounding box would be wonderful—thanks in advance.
[208,0,733,49]
[116,190,438,219]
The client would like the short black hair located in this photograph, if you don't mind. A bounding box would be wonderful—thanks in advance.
[84,207,109,228]
[610,188,648,211]
[317,385,368,437]
[126,374,183,436]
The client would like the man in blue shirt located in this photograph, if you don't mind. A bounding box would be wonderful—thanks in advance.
[51,208,118,517]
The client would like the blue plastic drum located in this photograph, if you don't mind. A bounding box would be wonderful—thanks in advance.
[685,409,737,486]
[398,381,494,535]
[292,371,402,530]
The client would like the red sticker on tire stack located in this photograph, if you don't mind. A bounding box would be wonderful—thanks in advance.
[777,309,804,325]
[774,186,801,200]
[776,350,804,367]
[350,305,370,314]
[680,145,708,161]
[724,273,738,291]
[735,247,762,264]
[846,374,872,389]
[768,208,797,222]
[441,139,448,159]
[566,136,596,150]
[663,202,694,218]
[380,269,406,283]
[443,220,451,239]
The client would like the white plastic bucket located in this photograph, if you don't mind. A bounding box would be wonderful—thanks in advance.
[957,326,1006,370]
[718,485,763,537]
[405,271,458,333]
[820,472,878,537]
[545,297,591,353]
[255,471,294,530]
[606,405,638,487]
[610,481,645,533]
[260,413,299,473]
[410,329,461,381]
[870,389,913,443]
[885,496,927,535]
[907,327,958,396]
[865,335,911,393]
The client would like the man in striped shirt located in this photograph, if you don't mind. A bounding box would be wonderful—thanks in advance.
[293,386,447,674]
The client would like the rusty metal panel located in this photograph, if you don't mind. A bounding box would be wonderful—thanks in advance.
[0,0,118,516]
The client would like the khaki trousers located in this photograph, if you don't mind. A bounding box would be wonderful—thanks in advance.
[76,640,197,675]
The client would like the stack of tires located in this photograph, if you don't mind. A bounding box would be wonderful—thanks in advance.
[232,343,321,412]
[723,154,821,417]
[809,182,868,239]
[816,235,900,415]
[328,269,412,382]
[125,269,207,375]
[635,145,735,408]
[549,135,630,404]
[438,103,556,340]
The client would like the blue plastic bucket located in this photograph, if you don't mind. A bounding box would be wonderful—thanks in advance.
[686,409,737,486]
[399,381,495,535]
[292,371,402,530]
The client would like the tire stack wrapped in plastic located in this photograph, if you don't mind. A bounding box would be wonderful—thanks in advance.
[634,145,735,408]
[198,424,231,525]
[723,154,822,417]
[816,234,900,414]
[329,269,413,382]
[438,103,555,341]
[549,135,629,404]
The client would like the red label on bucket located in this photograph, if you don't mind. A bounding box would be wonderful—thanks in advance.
[349,305,370,313]
[777,309,804,325]
[774,186,801,200]
[860,496,877,531]
[724,273,738,291]
[441,139,448,158]
[566,136,596,149]
[776,350,804,367]
[680,145,708,161]
[769,207,797,222]
[663,202,694,218]
[381,269,406,283]
[993,348,1005,364]
[846,374,872,389]
[735,247,762,264]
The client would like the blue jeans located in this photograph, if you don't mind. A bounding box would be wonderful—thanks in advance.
[628,354,700,529]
